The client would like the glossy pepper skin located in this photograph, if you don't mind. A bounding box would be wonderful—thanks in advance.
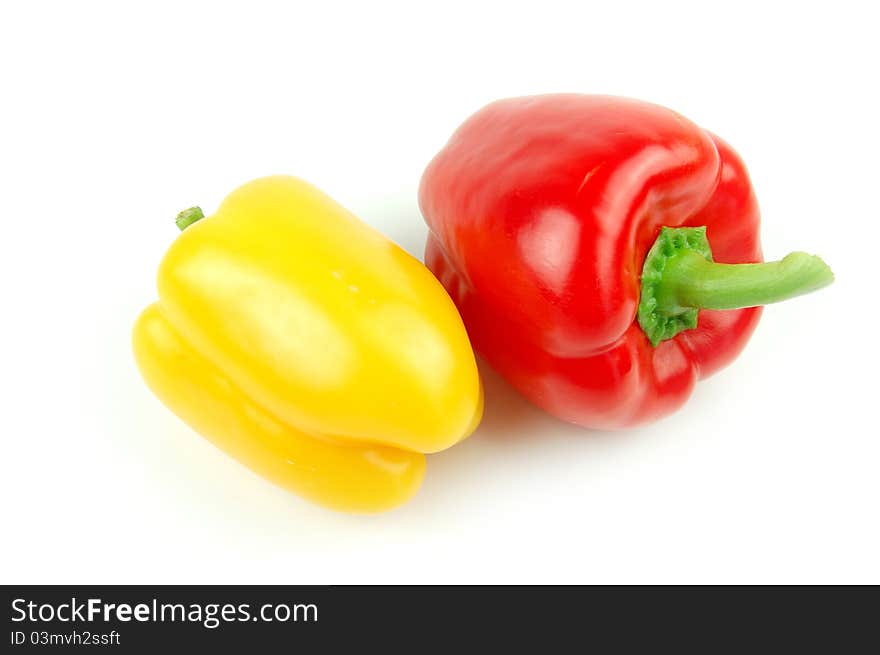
[134,176,483,513]
[420,95,832,429]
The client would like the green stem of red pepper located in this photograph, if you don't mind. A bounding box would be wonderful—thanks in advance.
[660,250,833,311]
[638,226,834,346]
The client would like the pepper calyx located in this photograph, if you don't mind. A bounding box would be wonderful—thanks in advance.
[638,227,713,346]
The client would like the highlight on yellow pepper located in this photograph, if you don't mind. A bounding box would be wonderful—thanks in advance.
[133,176,483,513]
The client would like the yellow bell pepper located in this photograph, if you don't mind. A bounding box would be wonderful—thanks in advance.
[133,176,483,513]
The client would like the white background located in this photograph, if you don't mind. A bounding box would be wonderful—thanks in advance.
[1,0,877,584]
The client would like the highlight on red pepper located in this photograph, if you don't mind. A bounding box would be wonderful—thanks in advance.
[419,94,833,429]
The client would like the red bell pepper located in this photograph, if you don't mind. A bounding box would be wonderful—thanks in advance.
[419,95,833,429]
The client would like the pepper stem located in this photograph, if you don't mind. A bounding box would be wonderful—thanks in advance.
[658,250,834,313]
[637,226,834,346]
[175,206,204,231]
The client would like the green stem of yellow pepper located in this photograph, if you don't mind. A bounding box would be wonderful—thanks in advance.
[175,206,205,231]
